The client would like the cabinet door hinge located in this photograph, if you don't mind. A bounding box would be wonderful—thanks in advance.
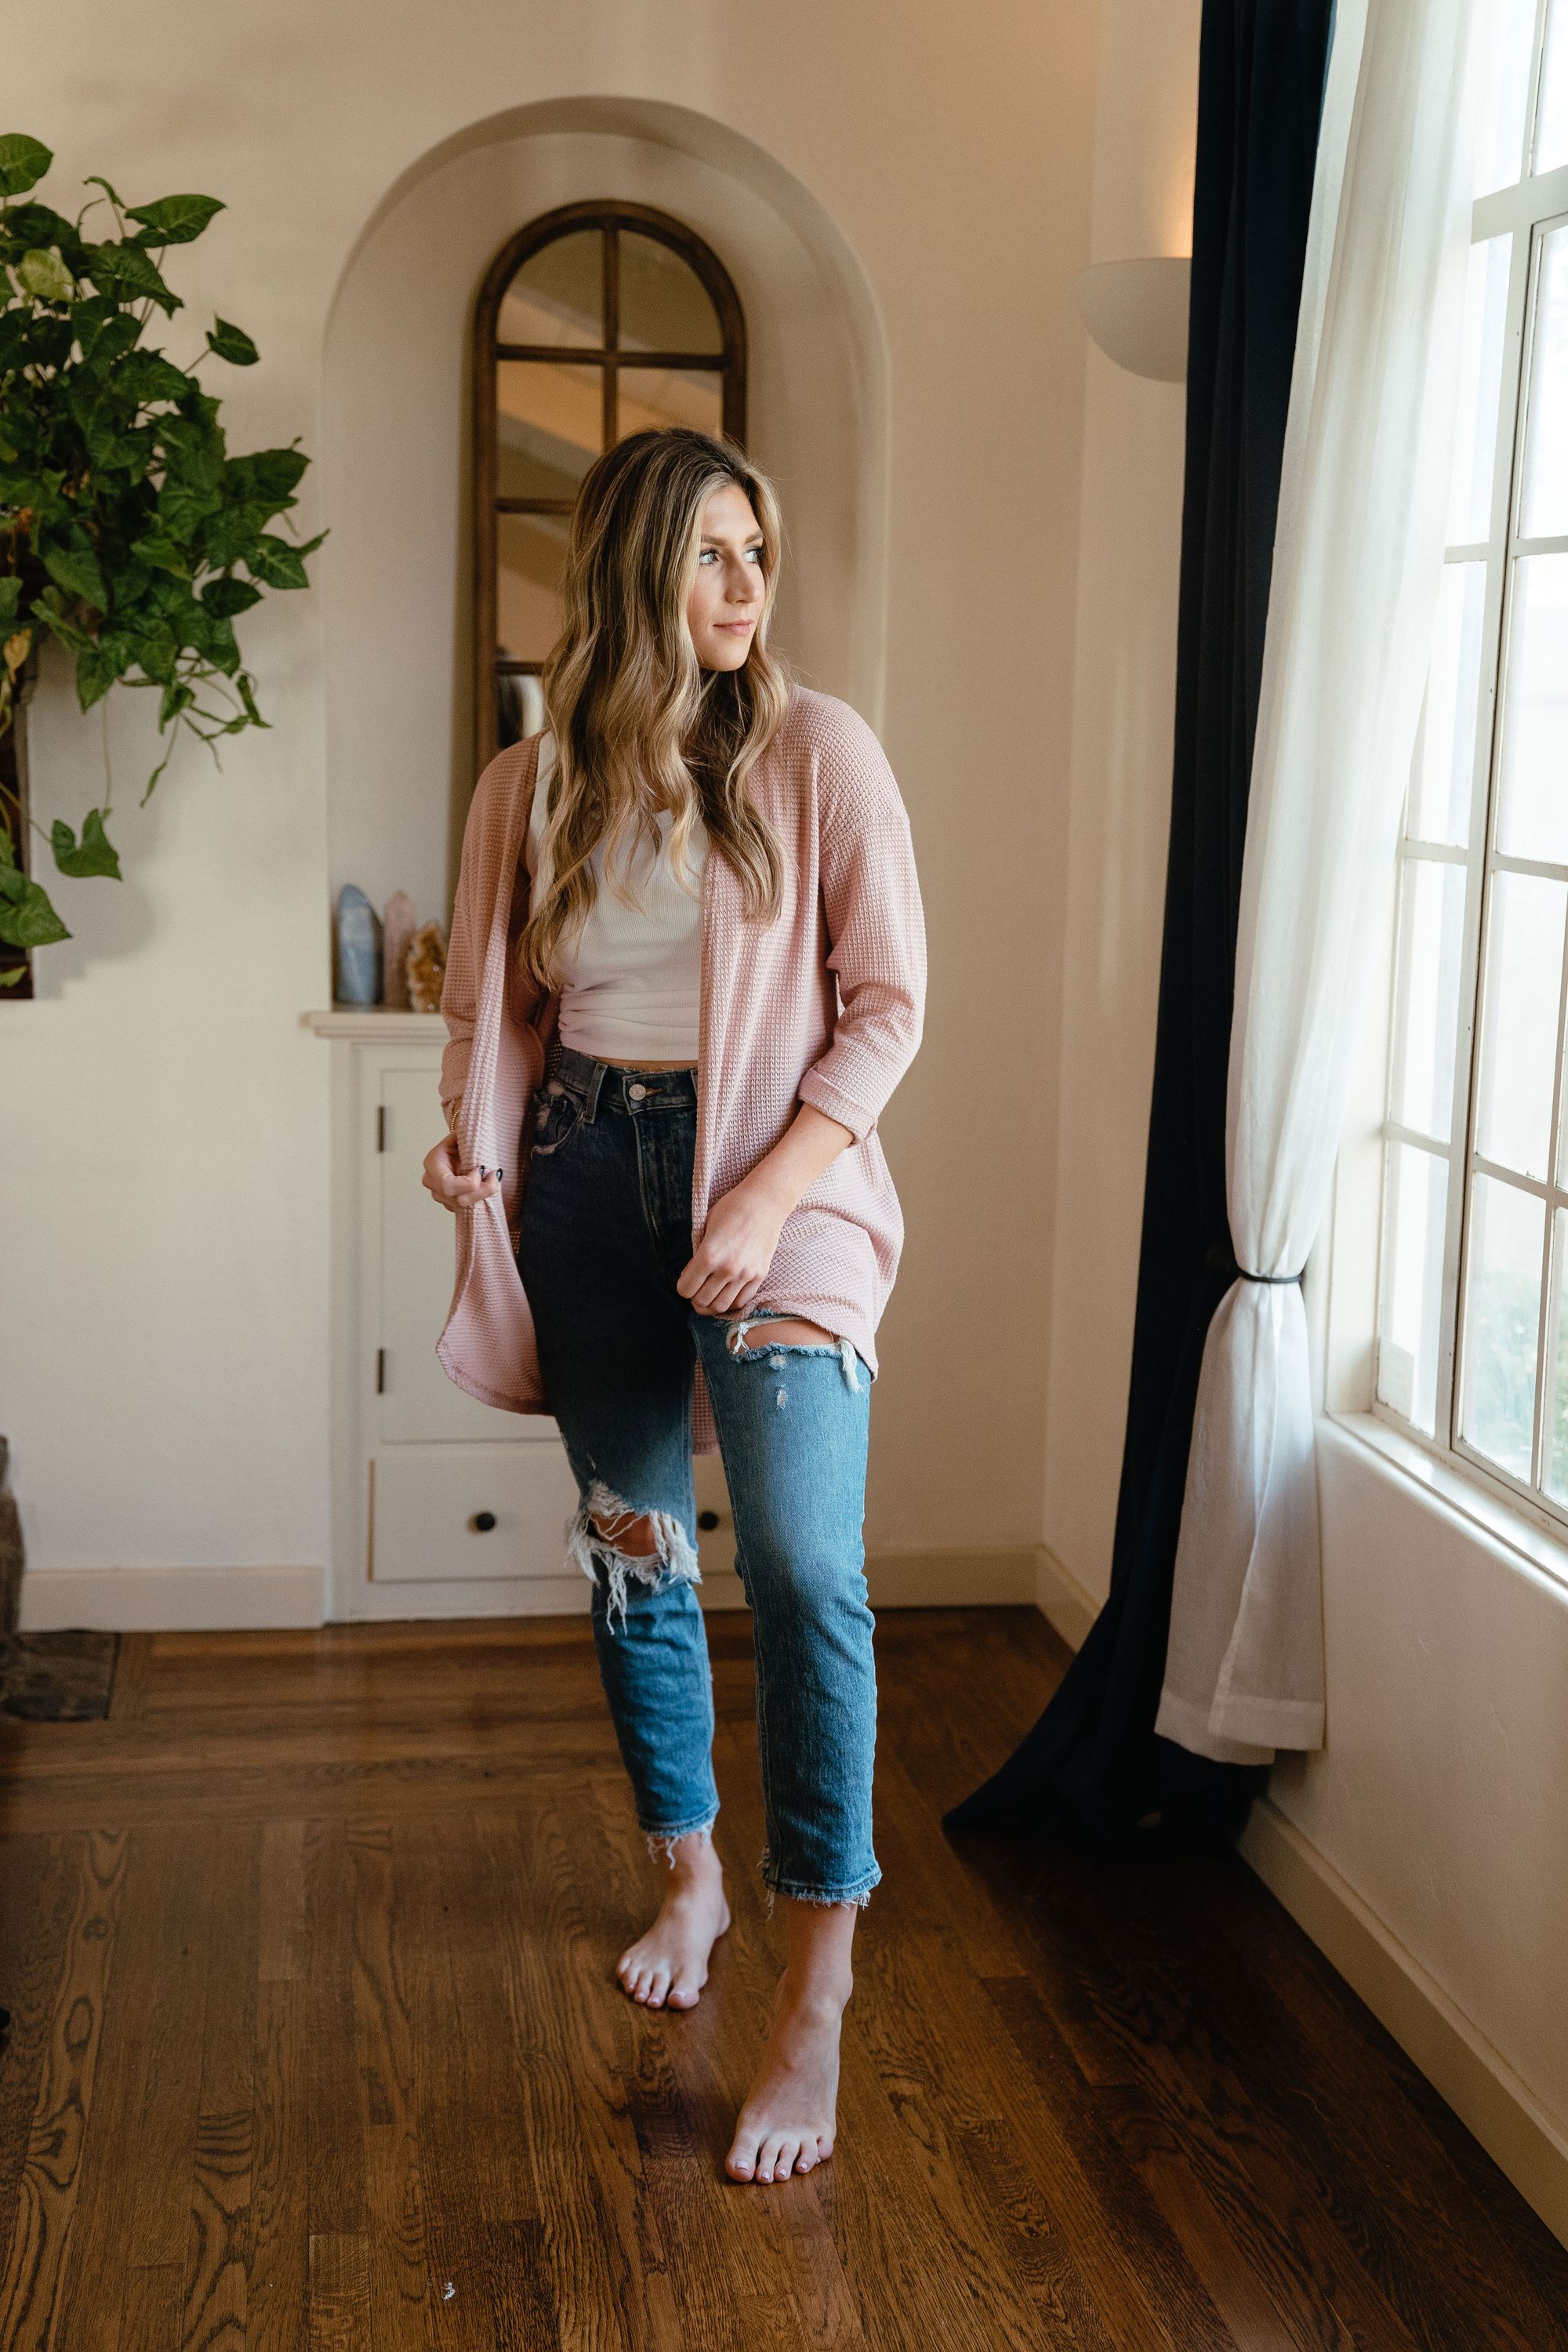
[376,1348,387,1395]
[376,1104,387,1152]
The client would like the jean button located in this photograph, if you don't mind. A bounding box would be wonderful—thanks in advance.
[628,1082,647,1100]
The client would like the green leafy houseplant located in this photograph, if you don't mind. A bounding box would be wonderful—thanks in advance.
[0,131,324,980]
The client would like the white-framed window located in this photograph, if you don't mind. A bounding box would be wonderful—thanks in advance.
[1375,0,1568,1518]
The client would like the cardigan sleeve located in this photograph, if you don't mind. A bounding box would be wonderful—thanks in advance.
[796,702,927,1145]
[439,757,508,1127]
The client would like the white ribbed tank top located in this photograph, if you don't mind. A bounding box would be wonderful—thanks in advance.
[524,731,709,1062]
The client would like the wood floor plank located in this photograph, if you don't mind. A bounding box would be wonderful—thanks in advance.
[56,1826,204,2347]
[256,1820,309,1986]
[0,1834,75,2241]
[347,1821,430,2341]
[306,2231,371,2350]
[248,1978,308,2352]
[0,1829,127,2350]
[488,1796,688,2351]
[304,1822,367,2241]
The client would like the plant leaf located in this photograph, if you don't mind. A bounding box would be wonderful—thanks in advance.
[51,807,121,879]
[42,543,107,609]
[115,349,192,404]
[82,172,125,210]
[205,318,258,366]
[17,246,72,301]
[0,134,52,198]
[0,579,20,630]
[129,528,188,577]
[74,641,121,710]
[0,875,71,949]
[235,670,266,728]
[125,193,223,245]
[85,239,180,314]
[158,680,195,728]
[245,534,310,590]
[201,575,262,618]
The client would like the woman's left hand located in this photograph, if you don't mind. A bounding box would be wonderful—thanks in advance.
[677,1174,789,1316]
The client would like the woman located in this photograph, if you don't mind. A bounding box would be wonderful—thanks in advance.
[423,426,925,2186]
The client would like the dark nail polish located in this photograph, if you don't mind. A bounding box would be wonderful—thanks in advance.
[479,1166,489,1178]
[495,1168,505,1181]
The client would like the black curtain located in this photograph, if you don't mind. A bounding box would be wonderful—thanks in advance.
[946,0,1334,1850]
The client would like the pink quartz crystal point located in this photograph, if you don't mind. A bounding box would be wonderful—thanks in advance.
[382,891,416,1010]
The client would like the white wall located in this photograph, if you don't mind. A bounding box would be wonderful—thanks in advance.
[1042,0,1568,2227]
[2,0,1101,1589]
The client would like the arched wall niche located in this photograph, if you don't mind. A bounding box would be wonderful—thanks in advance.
[321,96,891,920]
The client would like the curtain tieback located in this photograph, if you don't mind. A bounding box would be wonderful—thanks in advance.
[1203,1242,1301,1286]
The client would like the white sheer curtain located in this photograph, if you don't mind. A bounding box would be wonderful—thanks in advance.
[1155,0,1483,1764]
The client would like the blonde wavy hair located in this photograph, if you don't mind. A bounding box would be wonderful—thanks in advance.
[518,426,791,991]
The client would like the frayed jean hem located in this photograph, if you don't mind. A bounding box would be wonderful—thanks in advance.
[759,1858,880,1917]
[641,1809,720,1867]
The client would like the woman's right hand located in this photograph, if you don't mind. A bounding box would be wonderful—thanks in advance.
[422,1134,503,1213]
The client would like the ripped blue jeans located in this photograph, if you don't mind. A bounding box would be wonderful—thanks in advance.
[517,1043,879,1908]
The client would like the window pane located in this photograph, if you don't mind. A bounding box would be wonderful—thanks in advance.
[1547,1210,1568,1499]
[616,365,724,441]
[1410,562,1487,847]
[1476,873,1566,1179]
[1446,236,1512,543]
[499,231,602,347]
[1377,1142,1450,1435]
[1473,0,1538,196]
[1461,1174,1544,1479]
[1391,858,1468,1142]
[1519,223,1568,541]
[495,361,602,499]
[1496,554,1568,866]
[1538,0,1568,173]
[497,513,568,662]
[618,233,723,354]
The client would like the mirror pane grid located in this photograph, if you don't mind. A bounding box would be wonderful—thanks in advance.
[619,232,723,354]
[499,230,604,347]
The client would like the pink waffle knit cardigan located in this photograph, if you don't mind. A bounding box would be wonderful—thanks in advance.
[435,684,927,1454]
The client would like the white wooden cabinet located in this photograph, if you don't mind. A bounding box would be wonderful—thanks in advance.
[309,1009,739,1621]
[310,1010,584,1620]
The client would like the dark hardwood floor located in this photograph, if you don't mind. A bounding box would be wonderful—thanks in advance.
[0,1605,1562,2349]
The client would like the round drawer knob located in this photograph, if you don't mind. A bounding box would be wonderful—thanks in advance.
[697,1509,720,1532]
[470,1511,497,1533]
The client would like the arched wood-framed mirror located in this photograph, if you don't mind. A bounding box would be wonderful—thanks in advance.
[472,200,747,768]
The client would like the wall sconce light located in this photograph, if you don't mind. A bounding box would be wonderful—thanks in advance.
[1075,256,1191,383]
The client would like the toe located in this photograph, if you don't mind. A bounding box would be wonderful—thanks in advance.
[667,1980,701,2010]
[775,2138,800,2180]
[757,2132,788,2184]
[724,2136,758,2180]
[645,1965,671,2009]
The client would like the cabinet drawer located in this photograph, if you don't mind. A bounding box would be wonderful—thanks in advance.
[370,1443,579,1583]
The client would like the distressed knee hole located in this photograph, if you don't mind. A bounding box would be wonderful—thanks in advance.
[590,1506,662,1558]
[564,1479,701,1633]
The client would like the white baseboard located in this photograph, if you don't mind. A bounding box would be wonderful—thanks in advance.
[17,1564,325,1633]
[1035,1545,1103,1650]
[12,1545,1044,1635]
[1242,1798,1568,2250]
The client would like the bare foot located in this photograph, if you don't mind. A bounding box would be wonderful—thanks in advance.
[725,1964,851,2183]
[616,1831,730,2011]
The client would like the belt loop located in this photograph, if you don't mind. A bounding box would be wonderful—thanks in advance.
[584,1058,608,1123]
